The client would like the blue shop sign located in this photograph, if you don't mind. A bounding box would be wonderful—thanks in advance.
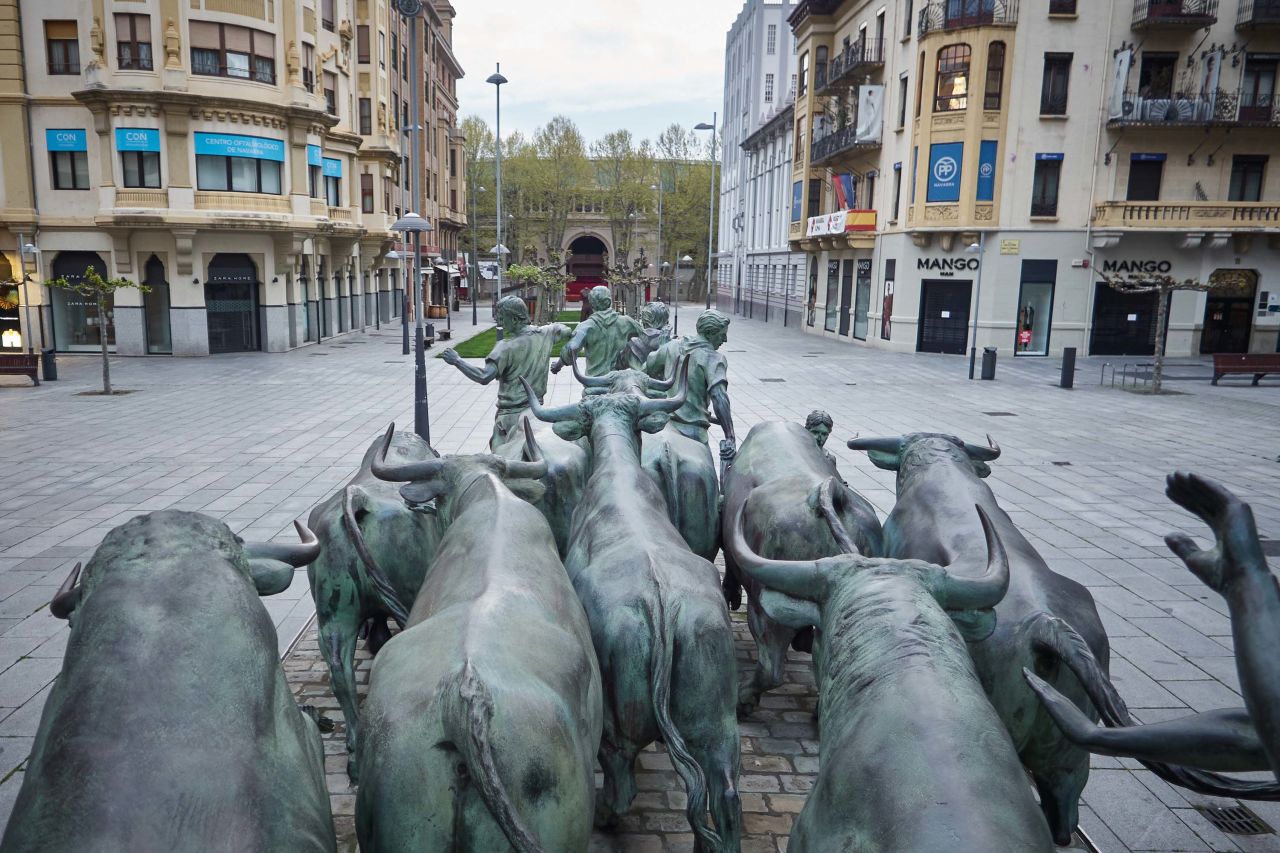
[976,140,998,202]
[46,129,87,152]
[1132,152,1167,162]
[307,144,323,167]
[1036,152,1065,162]
[927,142,963,203]
[194,132,285,162]
[115,128,160,153]
[322,157,343,178]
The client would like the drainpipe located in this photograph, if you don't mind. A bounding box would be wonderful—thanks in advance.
[1082,3,1120,352]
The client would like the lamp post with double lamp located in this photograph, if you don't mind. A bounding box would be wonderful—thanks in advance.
[676,253,694,334]
[487,65,508,319]
[694,114,718,310]
[469,184,486,325]
[966,233,986,380]
[392,209,434,443]
[15,237,38,353]
[651,181,663,290]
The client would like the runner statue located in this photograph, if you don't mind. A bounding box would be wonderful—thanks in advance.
[805,410,841,472]
[640,308,736,561]
[552,285,641,386]
[619,301,673,369]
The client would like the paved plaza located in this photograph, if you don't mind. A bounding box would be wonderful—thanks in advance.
[1,306,1278,851]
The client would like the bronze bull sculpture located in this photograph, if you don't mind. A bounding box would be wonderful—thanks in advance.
[0,511,334,853]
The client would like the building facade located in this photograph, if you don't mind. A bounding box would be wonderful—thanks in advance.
[717,0,809,326]
[0,0,465,357]
[760,0,1280,359]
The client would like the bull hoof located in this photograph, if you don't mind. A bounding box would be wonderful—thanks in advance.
[347,756,360,785]
[593,796,620,831]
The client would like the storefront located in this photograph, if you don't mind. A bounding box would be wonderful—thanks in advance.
[917,278,972,355]
[1201,270,1257,354]
[0,255,20,351]
[50,251,112,353]
[141,254,172,354]
[1014,260,1057,357]
[204,253,259,354]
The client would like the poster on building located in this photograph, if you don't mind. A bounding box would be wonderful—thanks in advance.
[927,142,963,203]
[881,259,895,341]
[855,85,884,144]
[1110,49,1132,120]
[791,181,803,223]
[1199,48,1222,118]
[977,140,998,202]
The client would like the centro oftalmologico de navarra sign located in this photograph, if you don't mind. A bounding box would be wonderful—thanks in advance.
[927,142,963,203]
[194,132,285,162]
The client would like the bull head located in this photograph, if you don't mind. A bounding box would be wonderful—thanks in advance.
[244,520,322,595]
[847,433,1002,478]
[524,357,690,441]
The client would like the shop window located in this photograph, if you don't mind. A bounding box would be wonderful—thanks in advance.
[1127,156,1164,201]
[302,44,315,92]
[197,155,282,194]
[1040,53,1071,115]
[359,98,372,135]
[0,255,18,351]
[824,260,839,332]
[934,45,971,112]
[1031,156,1061,216]
[51,150,89,190]
[1229,155,1267,202]
[984,42,1005,110]
[121,150,161,188]
[190,21,275,84]
[114,14,152,71]
[1016,272,1055,357]
[361,173,374,213]
[51,252,112,352]
[45,20,80,75]
[357,25,370,64]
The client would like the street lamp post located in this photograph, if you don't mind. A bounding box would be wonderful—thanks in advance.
[487,65,508,319]
[651,182,663,298]
[695,114,718,310]
[15,236,37,354]
[470,184,485,325]
[393,212,434,442]
[966,234,986,380]
[677,253,694,335]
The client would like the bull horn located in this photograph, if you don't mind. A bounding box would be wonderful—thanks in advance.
[935,505,1011,611]
[846,435,902,453]
[521,379,582,423]
[647,369,677,392]
[504,418,549,480]
[245,520,321,567]
[370,422,446,482]
[49,562,83,620]
[638,356,690,415]
[963,434,1002,462]
[723,499,824,602]
[570,355,611,388]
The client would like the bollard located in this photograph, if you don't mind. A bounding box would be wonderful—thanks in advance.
[40,348,57,382]
[980,347,997,381]
[1060,347,1077,389]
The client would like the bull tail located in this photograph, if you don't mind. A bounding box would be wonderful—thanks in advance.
[813,477,861,555]
[342,486,410,628]
[644,595,723,853]
[1029,613,1280,800]
[661,438,682,531]
[441,662,545,853]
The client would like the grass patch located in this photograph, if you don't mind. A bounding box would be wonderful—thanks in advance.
[556,309,582,322]
[441,324,578,360]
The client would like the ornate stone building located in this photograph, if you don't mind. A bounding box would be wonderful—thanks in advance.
[0,0,465,356]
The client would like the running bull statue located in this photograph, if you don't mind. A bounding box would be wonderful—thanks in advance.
[721,421,883,712]
[356,423,603,852]
[1026,472,1280,799]
[848,432,1118,845]
[725,500,1054,852]
[524,361,743,853]
[0,511,335,853]
[306,428,442,782]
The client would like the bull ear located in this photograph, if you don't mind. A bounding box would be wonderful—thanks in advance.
[949,608,997,642]
[637,411,669,434]
[506,479,547,507]
[866,450,901,471]
[971,460,993,479]
[249,559,296,596]
[553,420,588,442]
[759,589,821,630]
[401,481,447,507]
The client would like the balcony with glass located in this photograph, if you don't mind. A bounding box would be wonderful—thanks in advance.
[1132,0,1219,29]
[917,0,1018,36]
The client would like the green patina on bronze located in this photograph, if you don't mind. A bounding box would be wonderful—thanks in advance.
[554,286,642,382]
[619,301,673,370]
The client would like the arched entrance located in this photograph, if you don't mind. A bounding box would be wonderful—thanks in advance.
[205,253,260,353]
[50,251,112,352]
[565,234,608,302]
[1200,269,1257,354]
[142,255,172,354]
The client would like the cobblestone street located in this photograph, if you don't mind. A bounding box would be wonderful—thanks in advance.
[2,305,1279,850]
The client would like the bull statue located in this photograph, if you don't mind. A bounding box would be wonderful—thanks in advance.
[443,294,589,554]
[356,422,603,852]
[0,511,335,853]
[524,360,743,852]
[848,432,1119,844]
[1026,472,1280,798]
[721,421,883,712]
[306,429,442,782]
[725,500,1055,851]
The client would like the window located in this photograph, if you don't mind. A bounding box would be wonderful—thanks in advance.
[892,163,903,220]
[190,21,275,84]
[383,175,392,212]
[114,14,152,71]
[789,74,797,98]
[325,173,341,207]
[1230,156,1268,202]
[1138,53,1177,99]
[361,173,374,213]
[359,98,372,135]
[379,32,386,68]
[865,171,877,209]
[449,148,457,178]
[808,177,822,218]
[303,44,314,92]
[121,151,160,188]
[1240,56,1277,122]
[767,24,777,55]
[1040,53,1071,115]
[322,0,335,32]
[324,72,337,115]
[1031,156,1062,216]
[984,42,1005,110]
[898,74,909,127]
[45,20,80,75]
[934,45,971,112]
[196,155,282,194]
[904,0,914,36]
[915,51,925,116]
[1049,0,1077,11]
[309,162,321,198]
[765,73,775,103]
[357,26,370,64]
[1126,155,1164,201]
[401,45,408,82]
[799,52,809,97]
[51,151,89,190]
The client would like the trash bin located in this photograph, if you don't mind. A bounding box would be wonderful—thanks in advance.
[980,347,997,381]
[40,348,57,381]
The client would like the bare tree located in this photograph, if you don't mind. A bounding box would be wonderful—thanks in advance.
[1099,272,1216,395]
[48,266,149,395]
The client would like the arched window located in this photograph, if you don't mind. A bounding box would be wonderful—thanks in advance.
[984,42,1006,110]
[934,44,971,112]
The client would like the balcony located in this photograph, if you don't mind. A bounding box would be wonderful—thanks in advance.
[811,125,881,165]
[1109,89,1279,126]
[918,0,1018,35]
[1238,0,1280,26]
[816,39,885,95]
[1093,200,1280,231]
[1132,0,1218,29]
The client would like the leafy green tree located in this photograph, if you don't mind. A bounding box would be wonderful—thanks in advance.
[48,266,149,395]
[592,130,655,263]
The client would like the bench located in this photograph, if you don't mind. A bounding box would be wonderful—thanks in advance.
[1212,353,1280,386]
[0,353,39,385]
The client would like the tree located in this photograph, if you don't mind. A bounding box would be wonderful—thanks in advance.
[48,266,148,395]
[605,254,657,318]
[591,130,655,263]
[529,116,591,253]
[1099,271,1216,395]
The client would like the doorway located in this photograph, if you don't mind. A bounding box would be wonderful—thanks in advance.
[917,279,972,354]
[50,251,112,352]
[853,259,872,340]
[838,261,854,336]
[1090,282,1165,356]
[1200,270,1257,354]
[142,255,172,354]
[205,253,259,354]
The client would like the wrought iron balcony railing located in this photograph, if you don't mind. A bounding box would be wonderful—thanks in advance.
[817,38,886,94]
[1237,0,1280,26]
[811,124,881,164]
[1110,89,1280,125]
[1132,0,1219,28]
[918,0,1018,35]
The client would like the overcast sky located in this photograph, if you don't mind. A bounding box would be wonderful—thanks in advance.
[452,0,742,146]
